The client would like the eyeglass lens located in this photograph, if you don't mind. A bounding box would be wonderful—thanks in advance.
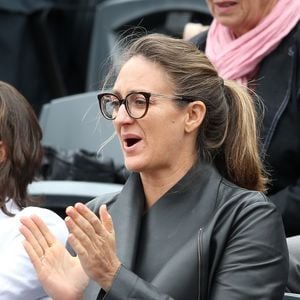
[100,93,148,119]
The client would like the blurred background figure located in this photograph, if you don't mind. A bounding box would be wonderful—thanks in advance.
[0,81,68,299]
[0,0,92,115]
[0,0,212,116]
[188,0,300,237]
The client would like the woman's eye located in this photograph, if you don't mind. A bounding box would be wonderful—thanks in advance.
[110,100,119,108]
[134,98,146,106]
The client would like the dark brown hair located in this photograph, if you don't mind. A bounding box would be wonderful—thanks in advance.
[106,33,267,191]
[0,81,43,216]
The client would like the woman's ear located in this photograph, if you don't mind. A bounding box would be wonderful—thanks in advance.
[0,141,7,163]
[184,101,206,133]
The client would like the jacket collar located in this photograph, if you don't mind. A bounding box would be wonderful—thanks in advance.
[109,161,223,270]
[109,173,144,269]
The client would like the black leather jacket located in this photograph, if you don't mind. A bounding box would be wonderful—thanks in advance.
[191,23,300,236]
[86,162,288,300]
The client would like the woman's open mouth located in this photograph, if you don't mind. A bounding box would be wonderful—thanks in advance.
[125,138,140,148]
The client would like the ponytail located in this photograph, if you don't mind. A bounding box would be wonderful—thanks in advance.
[221,80,267,192]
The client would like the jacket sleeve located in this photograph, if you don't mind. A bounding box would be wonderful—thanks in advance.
[210,199,289,300]
[103,265,174,300]
[286,235,300,293]
[269,178,300,237]
[259,23,300,238]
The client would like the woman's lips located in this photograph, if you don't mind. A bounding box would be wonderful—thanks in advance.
[121,134,142,152]
[216,1,237,7]
[214,1,237,13]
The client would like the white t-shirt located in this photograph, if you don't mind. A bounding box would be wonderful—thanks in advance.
[0,200,69,299]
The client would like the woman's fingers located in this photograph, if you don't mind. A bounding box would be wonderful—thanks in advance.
[100,205,114,234]
[66,203,105,237]
[19,216,48,257]
[19,218,57,279]
[22,238,44,273]
[30,214,57,247]
[64,203,120,290]
[65,216,90,258]
[65,202,116,256]
[20,224,44,267]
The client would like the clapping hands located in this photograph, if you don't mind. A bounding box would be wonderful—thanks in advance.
[20,203,120,299]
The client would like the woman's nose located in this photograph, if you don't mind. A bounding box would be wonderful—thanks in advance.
[114,104,133,124]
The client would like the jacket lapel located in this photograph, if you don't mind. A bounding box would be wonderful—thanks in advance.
[109,173,144,270]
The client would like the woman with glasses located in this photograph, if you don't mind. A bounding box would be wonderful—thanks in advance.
[20,33,288,300]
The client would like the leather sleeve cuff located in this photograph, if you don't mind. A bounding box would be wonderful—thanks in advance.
[104,265,138,299]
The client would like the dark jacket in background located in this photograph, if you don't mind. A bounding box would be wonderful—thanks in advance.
[85,162,288,300]
[192,22,300,237]
[0,0,92,115]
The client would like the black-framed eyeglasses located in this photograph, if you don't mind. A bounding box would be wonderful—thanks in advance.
[97,91,197,120]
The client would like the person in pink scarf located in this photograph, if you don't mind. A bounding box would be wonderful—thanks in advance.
[190,0,300,238]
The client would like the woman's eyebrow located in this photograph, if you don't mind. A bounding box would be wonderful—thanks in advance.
[112,89,149,96]
[109,89,121,97]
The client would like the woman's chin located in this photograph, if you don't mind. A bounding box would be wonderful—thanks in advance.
[124,159,144,173]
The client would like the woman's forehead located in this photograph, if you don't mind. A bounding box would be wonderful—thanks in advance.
[114,56,174,93]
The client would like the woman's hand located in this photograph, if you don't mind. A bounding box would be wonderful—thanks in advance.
[65,203,121,291]
[20,215,89,300]
[183,23,209,40]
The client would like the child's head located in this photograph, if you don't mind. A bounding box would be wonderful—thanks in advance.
[0,81,43,215]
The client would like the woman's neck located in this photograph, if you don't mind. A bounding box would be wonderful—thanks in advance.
[140,157,197,211]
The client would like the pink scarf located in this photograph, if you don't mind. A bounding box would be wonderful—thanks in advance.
[206,0,300,86]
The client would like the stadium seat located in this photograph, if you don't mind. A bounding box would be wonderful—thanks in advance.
[86,0,212,90]
[284,293,300,299]
[28,180,123,218]
[40,91,123,167]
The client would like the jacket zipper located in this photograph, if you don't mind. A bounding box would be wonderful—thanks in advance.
[198,228,203,300]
